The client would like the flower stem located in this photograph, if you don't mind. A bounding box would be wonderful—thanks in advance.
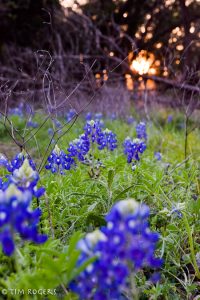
[183,212,200,279]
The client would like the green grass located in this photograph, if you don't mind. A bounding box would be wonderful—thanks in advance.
[0,112,200,299]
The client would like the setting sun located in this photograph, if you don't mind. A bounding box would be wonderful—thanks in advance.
[60,0,87,8]
[130,50,156,75]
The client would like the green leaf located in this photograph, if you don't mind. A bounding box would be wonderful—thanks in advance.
[114,184,136,201]
[107,168,115,189]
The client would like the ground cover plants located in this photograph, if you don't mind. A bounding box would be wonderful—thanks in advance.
[0,106,200,300]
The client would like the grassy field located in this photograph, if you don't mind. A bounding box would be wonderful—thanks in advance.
[0,110,200,299]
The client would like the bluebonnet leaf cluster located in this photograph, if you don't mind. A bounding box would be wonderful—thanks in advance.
[136,122,147,140]
[123,137,146,170]
[0,184,47,256]
[45,145,75,174]
[70,199,162,300]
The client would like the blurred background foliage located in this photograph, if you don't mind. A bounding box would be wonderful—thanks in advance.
[0,0,199,112]
[0,0,199,76]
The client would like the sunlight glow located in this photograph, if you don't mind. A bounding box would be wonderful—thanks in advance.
[130,51,156,75]
[60,0,87,8]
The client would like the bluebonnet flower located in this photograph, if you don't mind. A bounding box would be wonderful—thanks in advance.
[84,121,117,152]
[0,154,9,169]
[45,145,75,174]
[27,120,38,128]
[0,184,47,256]
[48,128,54,136]
[94,113,103,121]
[154,152,162,161]
[6,150,36,173]
[97,129,117,151]
[149,272,161,283]
[109,113,117,121]
[196,252,200,268]
[24,104,34,117]
[127,116,135,125]
[85,112,93,121]
[94,113,104,128]
[84,120,103,143]
[9,159,45,198]
[170,203,185,218]
[65,121,117,176]
[136,122,147,140]
[66,109,76,122]
[53,119,62,129]
[123,137,146,169]
[67,135,90,162]
[70,199,162,300]
[8,103,24,118]
[0,177,8,191]
[167,115,173,123]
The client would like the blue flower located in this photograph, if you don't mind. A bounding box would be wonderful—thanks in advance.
[45,145,75,174]
[84,120,103,143]
[94,113,103,121]
[127,116,135,124]
[0,184,47,256]
[9,159,45,198]
[66,121,117,171]
[136,122,147,140]
[84,121,116,152]
[154,152,162,161]
[123,137,146,168]
[97,129,117,151]
[167,115,173,123]
[108,113,117,121]
[6,150,36,173]
[85,112,93,121]
[170,203,185,218]
[70,199,162,299]
[53,119,62,129]
[48,128,54,136]
[66,109,76,122]
[0,154,9,169]
[94,113,104,128]
[8,103,24,118]
[67,135,90,162]
[27,121,38,128]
